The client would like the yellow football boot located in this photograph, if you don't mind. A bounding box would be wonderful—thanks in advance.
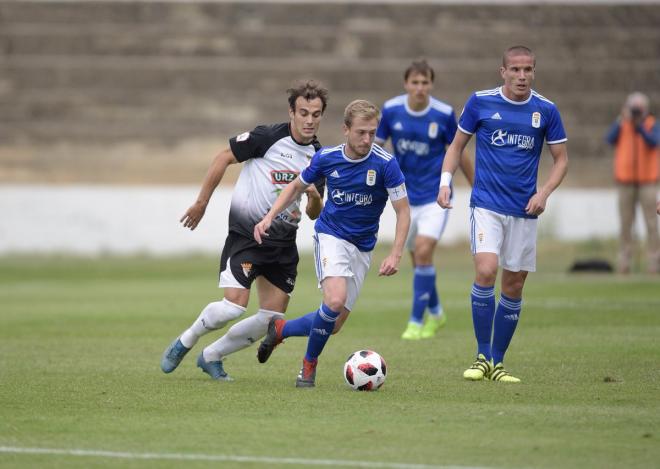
[401,322,423,340]
[463,354,493,381]
[420,314,447,339]
[489,363,521,383]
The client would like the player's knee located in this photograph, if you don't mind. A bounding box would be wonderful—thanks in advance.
[324,298,345,313]
[203,299,246,329]
[475,267,497,285]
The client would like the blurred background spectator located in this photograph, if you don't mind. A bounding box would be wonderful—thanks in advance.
[606,92,659,274]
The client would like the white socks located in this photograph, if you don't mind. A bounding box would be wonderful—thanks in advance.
[179,298,246,349]
[203,309,285,361]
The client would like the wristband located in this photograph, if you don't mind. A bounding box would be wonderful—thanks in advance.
[440,171,453,187]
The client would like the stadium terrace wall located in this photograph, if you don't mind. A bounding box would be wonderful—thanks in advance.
[0,1,659,186]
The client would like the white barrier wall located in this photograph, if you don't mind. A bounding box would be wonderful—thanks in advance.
[0,184,655,255]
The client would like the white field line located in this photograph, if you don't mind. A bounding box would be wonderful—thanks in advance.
[0,446,495,469]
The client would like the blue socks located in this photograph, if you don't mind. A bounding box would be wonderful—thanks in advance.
[282,311,316,338]
[427,284,441,316]
[471,283,496,360]
[409,265,437,324]
[471,284,522,364]
[492,294,522,365]
[304,304,340,362]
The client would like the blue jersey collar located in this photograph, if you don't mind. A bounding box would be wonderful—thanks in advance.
[498,86,533,105]
[341,144,372,163]
[404,98,432,117]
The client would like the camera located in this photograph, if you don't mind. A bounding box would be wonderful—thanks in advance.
[630,107,643,119]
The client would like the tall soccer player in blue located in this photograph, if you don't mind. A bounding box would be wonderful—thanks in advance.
[376,59,474,340]
[254,100,410,387]
[438,46,568,382]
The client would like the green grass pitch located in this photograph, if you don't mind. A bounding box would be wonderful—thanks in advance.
[1,241,658,469]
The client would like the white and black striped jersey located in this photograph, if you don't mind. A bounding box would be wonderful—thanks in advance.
[227,122,324,246]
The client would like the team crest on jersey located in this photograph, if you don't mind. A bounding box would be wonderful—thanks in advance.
[241,262,252,278]
[236,131,250,142]
[271,170,299,185]
[366,169,377,186]
[532,112,541,128]
[428,122,439,139]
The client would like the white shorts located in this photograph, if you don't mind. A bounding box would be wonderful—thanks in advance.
[405,201,450,251]
[470,207,537,272]
[313,232,372,311]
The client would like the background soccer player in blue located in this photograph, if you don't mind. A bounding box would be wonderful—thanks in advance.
[438,46,569,382]
[254,99,411,387]
[376,59,474,341]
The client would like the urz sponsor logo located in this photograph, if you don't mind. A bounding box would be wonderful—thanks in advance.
[490,129,535,150]
[271,170,299,185]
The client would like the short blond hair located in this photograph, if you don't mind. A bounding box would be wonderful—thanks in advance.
[343,99,380,127]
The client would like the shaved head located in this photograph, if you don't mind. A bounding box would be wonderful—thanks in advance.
[503,46,536,67]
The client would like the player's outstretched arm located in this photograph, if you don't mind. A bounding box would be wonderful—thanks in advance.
[379,197,410,276]
[525,142,568,216]
[180,148,238,230]
[254,178,308,244]
[304,184,323,220]
[438,131,472,209]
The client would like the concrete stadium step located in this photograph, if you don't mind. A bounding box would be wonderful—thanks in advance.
[2,22,658,60]
[0,0,658,176]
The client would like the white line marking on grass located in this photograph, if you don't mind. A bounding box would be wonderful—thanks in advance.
[0,446,494,469]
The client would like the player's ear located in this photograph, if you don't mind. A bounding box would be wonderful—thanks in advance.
[289,106,296,120]
[499,66,506,79]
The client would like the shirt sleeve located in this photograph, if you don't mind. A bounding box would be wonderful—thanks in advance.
[605,120,621,145]
[384,156,406,189]
[376,106,391,143]
[457,93,479,135]
[299,150,324,186]
[229,125,270,162]
[545,105,568,144]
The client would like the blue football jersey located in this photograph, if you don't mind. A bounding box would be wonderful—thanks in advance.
[458,87,567,218]
[300,143,406,251]
[376,95,457,205]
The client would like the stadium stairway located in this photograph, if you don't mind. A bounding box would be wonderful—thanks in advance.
[0,1,658,184]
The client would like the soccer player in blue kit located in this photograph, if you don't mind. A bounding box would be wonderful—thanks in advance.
[376,59,474,340]
[254,100,411,387]
[438,46,568,382]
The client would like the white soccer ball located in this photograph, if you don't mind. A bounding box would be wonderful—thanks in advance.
[343,350,387,391]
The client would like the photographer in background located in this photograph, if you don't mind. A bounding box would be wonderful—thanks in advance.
[606,92,659,274]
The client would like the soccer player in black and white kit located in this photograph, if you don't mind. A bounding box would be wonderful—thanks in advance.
[160,81,328,381]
